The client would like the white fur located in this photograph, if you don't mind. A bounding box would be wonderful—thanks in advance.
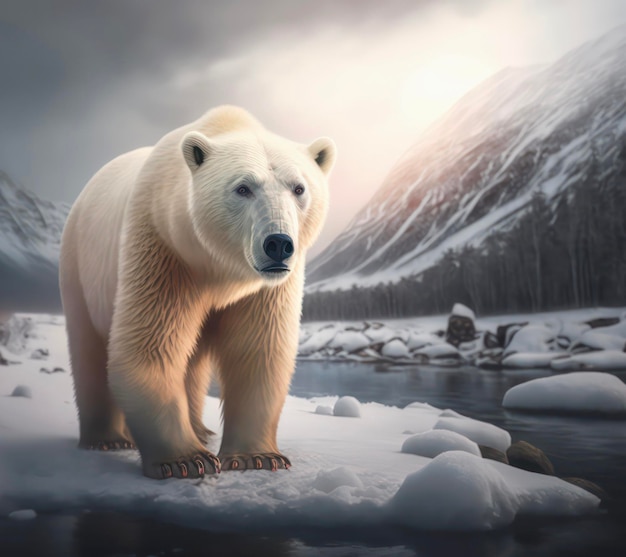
[59,106,336,478]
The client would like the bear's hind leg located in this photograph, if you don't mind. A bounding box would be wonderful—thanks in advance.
[63,286,134,451]
[185,334,215,446]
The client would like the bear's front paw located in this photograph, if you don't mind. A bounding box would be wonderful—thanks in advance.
[145,451,221,480]
[219,452,291,472]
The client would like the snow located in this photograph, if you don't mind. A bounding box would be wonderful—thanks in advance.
[315,405,333,416]
[389,451,597,531]
[298,307,626,371]
[333,396,361,417]
[401,430,481,458]
[381,339,410,359]
[434,416,511,453]
[0,314,601,534]
[503,372,626,414]
[451,303,475,321]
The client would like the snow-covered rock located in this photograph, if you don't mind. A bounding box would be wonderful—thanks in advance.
[333,396,361,417]
[570,331,625,353]
[388,451,597,531]
[401,430,481,458]
[363,325,397,344]
[503,372,626,415]
[381,339,410,359]
[328,331,371,353]
[434,417,511,453]
[298,326,338,355]
[503,325,556,357]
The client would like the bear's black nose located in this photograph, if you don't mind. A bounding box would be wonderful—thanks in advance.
[263,234,294,262]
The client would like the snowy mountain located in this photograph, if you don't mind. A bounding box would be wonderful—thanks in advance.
[0,171,70,312]
[307,26,626,293]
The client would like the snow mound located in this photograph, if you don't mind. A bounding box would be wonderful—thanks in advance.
[389,451,597,531]
[333,396,361,417]
[315,405,334,416]
[381,339,410,359]
[434,416,511,452]
[401,430,480,458]
[504,325,555,356]
[389,451,516,530]
[312,467,364,493]
[503,372,626,414]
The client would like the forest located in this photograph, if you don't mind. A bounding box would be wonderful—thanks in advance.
[302,145,626,321]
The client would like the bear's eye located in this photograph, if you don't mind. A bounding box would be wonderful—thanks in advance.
[294,184,305,196]
[236,185,251,197]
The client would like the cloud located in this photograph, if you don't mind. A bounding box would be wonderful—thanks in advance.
[1,0,625,257]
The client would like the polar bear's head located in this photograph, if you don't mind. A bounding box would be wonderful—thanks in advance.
[181,128,336,284]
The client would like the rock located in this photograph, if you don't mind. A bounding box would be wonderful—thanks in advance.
[483,331,500,349]
[30,348,49,360]
[585,317,620,329]
[562,477,608,503]
[496,322,528,348]
[10,385,32,398]
[53,367,65,373]
[506,441,554,475]
[446,304,476,347]
[0,350,9,366]
[479,445,509,464]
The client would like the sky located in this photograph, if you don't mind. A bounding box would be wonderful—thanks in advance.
[1,0,625,257]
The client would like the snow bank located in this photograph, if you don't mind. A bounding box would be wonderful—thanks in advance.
[0,315,600,535]
[503,372,626,414]
[299,307,626,371]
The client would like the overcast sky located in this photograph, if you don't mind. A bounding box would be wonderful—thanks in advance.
[1,0,625,256]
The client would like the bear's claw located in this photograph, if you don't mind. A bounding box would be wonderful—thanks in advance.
[85,440,136,451]
[157,452,220,479]
[220,453,291,472]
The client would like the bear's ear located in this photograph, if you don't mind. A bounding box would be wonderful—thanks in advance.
[181,131,215,171]
[308,137,337,176]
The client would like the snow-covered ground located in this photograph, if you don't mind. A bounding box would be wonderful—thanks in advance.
[0,314,601,534]
[299,307,626,371]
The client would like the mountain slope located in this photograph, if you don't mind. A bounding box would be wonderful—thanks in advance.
[307,26,626,292]
[0,171,70,312]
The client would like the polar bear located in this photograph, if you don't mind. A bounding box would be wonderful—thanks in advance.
[59,106,336,479]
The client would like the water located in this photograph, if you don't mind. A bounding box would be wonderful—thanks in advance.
[3,362,626,556]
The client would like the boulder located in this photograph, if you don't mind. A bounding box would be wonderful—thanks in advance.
[479,445,509,464]
[446,304,476,347]
[506,440,554,475]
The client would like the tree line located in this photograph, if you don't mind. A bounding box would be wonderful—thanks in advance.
[302,144,626,320]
